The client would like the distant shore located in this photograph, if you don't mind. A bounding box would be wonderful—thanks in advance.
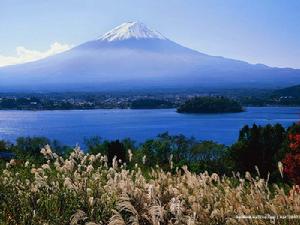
[1,90,300,111]
[1,104,300,111]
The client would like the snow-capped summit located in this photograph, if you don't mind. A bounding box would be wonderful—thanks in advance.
[98,21,167,42]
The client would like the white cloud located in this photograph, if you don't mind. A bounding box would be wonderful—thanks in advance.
[0,42,72,67]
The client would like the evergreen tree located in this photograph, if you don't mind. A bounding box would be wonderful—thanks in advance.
[230,123,286,178]
[107,140,126,165]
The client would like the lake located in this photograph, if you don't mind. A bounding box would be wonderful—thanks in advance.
[0,107,299,146]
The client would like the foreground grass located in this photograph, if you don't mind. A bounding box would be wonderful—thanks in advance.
[0,146,299,225]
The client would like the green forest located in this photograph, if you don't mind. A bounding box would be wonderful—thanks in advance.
[177,96,244,113]
[1,122,299,183]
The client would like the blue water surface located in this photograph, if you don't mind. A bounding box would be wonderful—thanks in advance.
[0,107,299,146]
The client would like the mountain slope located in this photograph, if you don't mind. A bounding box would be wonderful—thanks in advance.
[272,85,300,97]
[0,21,299,92]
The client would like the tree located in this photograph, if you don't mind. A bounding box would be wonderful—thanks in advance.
[13,137,63,162]
[139,133,194,168]
[130,99,173,109]
[189,141,231,174]
[85,136,109,155]
[230,124,286,178]
[121,138,136,153]
[282,123,300,185]
[15,137,50,158]
[107,140,126,165]
[0,141,7,152]
[177,96,243,114]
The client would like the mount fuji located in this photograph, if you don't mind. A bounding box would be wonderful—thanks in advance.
[0,21,300,92]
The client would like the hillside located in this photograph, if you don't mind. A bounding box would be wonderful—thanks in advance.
[130,98,173,109]
[177,96,243,113]
[272,84,300,97]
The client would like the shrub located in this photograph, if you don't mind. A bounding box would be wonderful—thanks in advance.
[282,133,300,185]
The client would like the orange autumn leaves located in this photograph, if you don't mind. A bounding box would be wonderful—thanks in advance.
[283,134,300,185]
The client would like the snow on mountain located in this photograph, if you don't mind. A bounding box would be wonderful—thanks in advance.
[98,21,166,42]
[0,21,300,92]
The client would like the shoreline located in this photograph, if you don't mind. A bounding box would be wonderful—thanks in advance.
[0,105,300,112]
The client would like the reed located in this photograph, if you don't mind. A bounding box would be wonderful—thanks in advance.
[0,145,299,225]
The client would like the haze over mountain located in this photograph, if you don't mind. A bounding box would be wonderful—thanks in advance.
[0,21,299,92]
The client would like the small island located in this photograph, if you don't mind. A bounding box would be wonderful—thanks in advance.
[177,96,244,113]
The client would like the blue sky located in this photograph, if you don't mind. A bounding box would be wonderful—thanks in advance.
[0,0,300,68]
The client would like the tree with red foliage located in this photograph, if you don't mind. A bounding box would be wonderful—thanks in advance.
[282,131,300,185]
